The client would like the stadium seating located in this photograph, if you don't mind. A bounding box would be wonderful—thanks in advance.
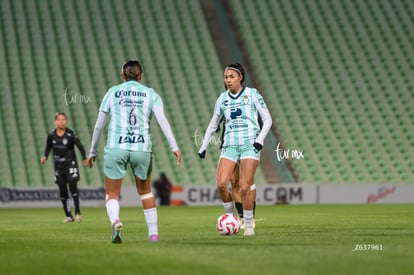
[0,0,412,188]
[0,0,268,187]
[229,0,414,183]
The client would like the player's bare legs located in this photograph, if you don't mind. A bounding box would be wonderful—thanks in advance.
[231,166,255,229]
[239,158,258,236]
[216,158,238,213]
[230,166,242,217]
[230,166,241,201]
[134,175,155,208]
[135,175,159,241]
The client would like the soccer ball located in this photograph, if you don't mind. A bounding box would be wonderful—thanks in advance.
[216,213,241,235]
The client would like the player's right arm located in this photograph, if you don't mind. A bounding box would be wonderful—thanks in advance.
[41,133,53,164]
[198,96,223,158]
[87,89,112,167]
[198,114,221,158]
[87,111,108,167]
[152,96,181,166]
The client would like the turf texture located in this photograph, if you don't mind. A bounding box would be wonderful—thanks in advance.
[0,204,413,275]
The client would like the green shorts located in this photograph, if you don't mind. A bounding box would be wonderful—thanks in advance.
[220,144,260,163]
[104,147,152,180]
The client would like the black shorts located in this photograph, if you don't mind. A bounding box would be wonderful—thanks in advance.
[54,164,80,184]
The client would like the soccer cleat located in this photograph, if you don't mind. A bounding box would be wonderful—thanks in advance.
[149,234,159,242]
[111,220,123,244]
[244,228,255,236]
[74,214,82,222]
[63,216,75,223]
[240,218,255,229]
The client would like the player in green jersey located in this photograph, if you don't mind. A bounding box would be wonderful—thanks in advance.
[87,60,182,243]
[198,63,272,236]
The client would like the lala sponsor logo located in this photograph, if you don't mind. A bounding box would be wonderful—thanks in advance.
[367,186,397,203]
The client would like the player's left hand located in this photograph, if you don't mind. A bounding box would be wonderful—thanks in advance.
[253,142,263,153]
[198,150,206,159]
[87,157,96,168]
[173,150,182,166]
[40,156,47,164]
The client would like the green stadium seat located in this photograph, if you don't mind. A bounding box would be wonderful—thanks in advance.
[1,0,413,187]
[227,0,414,184]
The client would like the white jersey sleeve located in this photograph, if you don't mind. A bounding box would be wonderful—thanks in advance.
[89,111,109,157]
[198,96,223,153]
[198,113,221,153]
[152,97,179,152]
[252,91,272,145]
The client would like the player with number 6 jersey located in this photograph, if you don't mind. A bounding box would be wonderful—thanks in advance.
[88,60,181,243]
[98,81,165,152]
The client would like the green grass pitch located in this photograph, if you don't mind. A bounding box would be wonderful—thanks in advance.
[1,204,413,275]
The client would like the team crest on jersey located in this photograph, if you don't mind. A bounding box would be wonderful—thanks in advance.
[243,95,249,105]
[62,138,68,145]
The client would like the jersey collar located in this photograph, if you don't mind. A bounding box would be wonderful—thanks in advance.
[228,86,246,100]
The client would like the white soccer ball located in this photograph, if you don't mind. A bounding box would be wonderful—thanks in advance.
[216,213,241,235]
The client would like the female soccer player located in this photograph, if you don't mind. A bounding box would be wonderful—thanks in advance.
[219,117,256,229]
[87,60,182,243]
[198,63,272,236]
[41,112,89,223]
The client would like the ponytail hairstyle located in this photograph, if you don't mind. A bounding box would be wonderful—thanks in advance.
[121,60,143,81]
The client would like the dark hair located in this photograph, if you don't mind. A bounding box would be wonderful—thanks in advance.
[225,63,245,84]
[121,60,143,81]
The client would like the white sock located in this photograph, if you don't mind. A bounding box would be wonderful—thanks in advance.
[144,207,158,236]
[106,199,120,224]
[65,200,71,216]
[223,202,235,214]
[243,210,254,229]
